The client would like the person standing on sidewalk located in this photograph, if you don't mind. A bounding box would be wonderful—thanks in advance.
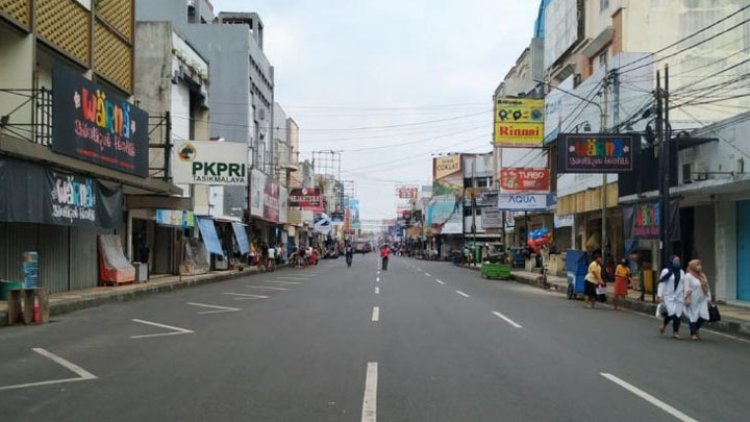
[684,259,711,341]
[657,255,686,339]
[584,254,604,309]
[614,258,632,311]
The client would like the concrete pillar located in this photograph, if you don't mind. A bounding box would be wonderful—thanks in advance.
[715,198,737,301]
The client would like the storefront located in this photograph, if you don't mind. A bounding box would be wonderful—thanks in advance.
[0,156,123,293]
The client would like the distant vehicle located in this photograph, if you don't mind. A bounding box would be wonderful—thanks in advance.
[354,241,371,254]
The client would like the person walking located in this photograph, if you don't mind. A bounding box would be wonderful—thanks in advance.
[684,259,711,341]
[380,244,391,271]
[584,254,604,309]
[345,242,354,268]
[657,255,686,339]
[614,258,633,311]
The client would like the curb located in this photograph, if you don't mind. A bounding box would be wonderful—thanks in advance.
[503,271,750,341]
[0,266,285,327]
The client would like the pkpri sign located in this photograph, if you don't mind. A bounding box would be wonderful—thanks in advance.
[173,141,248,185]
[497,194,551,211]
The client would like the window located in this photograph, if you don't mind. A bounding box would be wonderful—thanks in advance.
[598,51,608,68]
[600,0,609,13]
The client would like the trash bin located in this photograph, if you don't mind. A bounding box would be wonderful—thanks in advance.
[0,280,23,301]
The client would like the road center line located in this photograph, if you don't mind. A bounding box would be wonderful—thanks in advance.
[376,277,380,282]
[601,373,699,422]
[492,311,523,328]
[436,279,445,285]
[130,318,194,339]
[375,287,380,294]
[372,306,380,322]
[425,272,431,277]
[455,290,470,298]
[361,362,378,422]
[0,348,98,391]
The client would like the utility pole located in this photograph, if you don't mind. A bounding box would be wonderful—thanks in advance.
[659,64,672,268]
[471,159,477,265]
[601,67,609,258]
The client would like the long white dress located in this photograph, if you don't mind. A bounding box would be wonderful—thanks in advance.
[684,273,711,323]
[657,268,686,317]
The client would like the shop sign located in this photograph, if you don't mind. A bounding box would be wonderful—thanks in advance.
[52,66,148,176]
[0,156,122,229]
[263,178,280,223]
[482,208,502,229]
[155,209,195,228]
[433,155,462,180]
[173,141,248,185]
[500,168,551,193]
[278,187,289,224]
[497,194,551,211]
[623,201,680,241]
[557,134,638,173]
[289,188,323,213]
[494,98,544,147]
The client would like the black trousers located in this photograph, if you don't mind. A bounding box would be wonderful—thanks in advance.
[663,314,681,333]
[689,318,705,335]
[382,256,388,270]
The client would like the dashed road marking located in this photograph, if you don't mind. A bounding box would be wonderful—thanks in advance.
[436,279,445,285]
[361,362,378,422]
[246,285,288,291]
[223,292,270,300]
[492,311,523,328]
[601,373,699,422]
[375,287,380,295]
[372,306,380,322]
[455,290,470,298]
[425,272,431,277]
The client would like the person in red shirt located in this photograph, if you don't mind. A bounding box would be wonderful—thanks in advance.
[380,244,391,271]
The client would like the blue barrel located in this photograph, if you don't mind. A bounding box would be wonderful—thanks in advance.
[23,251,39,289]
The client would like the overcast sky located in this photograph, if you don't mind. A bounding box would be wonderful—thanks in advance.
[211,0,541,220]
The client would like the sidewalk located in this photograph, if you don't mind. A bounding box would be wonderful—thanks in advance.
[0,266,266,327]
[464,264,750,340]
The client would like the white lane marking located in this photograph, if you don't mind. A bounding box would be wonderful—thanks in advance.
[0,348,98,391]
[375,287,380,295]
[377,271,381,275]
[492,311,523,328]
[455,290,470,298]
[425,272,431,277]
[361,362,378,422]
[186,302,241,314]
[130,318,194,339]
[703,328,750,345]
[275,276,310,280]
[436,279,445,285]
[265,280,301,285]
[223,292,269,300]
[601,373,699,422]
[246,285,288,291]
[376,277,380,282]
[372,306,380,322]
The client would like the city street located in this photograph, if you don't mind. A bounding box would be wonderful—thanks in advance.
[1,256,749,422]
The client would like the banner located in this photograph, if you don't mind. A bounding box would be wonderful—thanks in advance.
[500,168,551,193]
[289,187,323,213]
[172,141,248,185]
[263,177,280,223]
[428,194,463,234]
[494,98,544,147]
[395,185,419,199]
[278,187,289,224]
[52,66,148,176]
[155,209,195,228]
[497,194,551,211]
[0,156,122,229]
[231,222,250,255]
[557,134,638,173]
[623,201,680,241]
[250,169,265,218]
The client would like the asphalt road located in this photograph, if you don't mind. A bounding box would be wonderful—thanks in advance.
[1,255,749,421]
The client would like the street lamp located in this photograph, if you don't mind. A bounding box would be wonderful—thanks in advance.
[535,79,609,256]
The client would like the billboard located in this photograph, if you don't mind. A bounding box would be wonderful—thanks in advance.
[395,185,419,199]
[433,155,463,196]
[289,188,324,214]
[428,195,463,234]
[52,66,149,176]
[557,134,638,173]
[173,141,248,185]
[494,98,544,147]
[544,0,580,70]
[499,168,551,193]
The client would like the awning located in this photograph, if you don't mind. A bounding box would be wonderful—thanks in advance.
[197,217,223,256]
[231,222,250,255]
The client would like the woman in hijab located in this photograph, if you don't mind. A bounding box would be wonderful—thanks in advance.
[657,255,686,339]
[684,259,711,341]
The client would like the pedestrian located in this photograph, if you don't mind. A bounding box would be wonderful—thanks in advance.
[584,254,604,309]
[380,244,391,270]
[684,259,711,341]
[657,255,686,339]
[614,258,632,311]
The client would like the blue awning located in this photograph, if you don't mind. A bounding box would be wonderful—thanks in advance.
[231,222,250,255]
[197,217,223,256]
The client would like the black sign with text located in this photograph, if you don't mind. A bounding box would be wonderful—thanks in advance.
[557,134,638,173]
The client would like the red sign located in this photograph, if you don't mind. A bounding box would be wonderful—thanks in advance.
[499,168,551,193]
[289,188,323,213]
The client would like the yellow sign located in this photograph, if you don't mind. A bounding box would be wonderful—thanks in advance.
[494,122,544,146]
[433,155,462,180]
[494,98,544,147]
